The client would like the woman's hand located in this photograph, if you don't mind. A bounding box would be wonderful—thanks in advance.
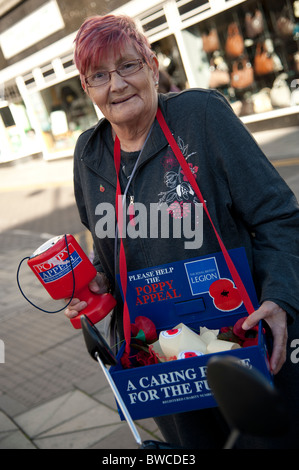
[64,272,111,320]
[242,300,288,375]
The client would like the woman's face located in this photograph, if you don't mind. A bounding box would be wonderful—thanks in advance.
[85,42,159,129]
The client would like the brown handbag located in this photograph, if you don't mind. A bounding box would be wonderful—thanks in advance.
[225,23,244,58]
[202,28,220,54]
[239,97,255,117]
[254,43,275,76]
[209,56,230,88]
[245,10,264,38]
[277,16,295,37]
[231,60,254,90]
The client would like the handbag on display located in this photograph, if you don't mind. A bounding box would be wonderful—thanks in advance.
[225,23,244,57]
[277,15,295,37]
[209,55,230,88]
[272,51,284,72]
[230,100,243,116]
[209,70,230,88]
[202,28,220,54]
[254,43,275,76]
[270,74,292,108]
[239,97,255,117]
[252,88,273,113]
[245,10,264,38]
[231,60,254,90]
[263,38,283,72]
[291,87,299,105]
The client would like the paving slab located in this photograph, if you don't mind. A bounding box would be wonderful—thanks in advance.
[34,423,124,449]
[0,410,37,449]
[14,390,104,438]
[12,390,125,449]
[10,389,162,449]
[0,430,37,449]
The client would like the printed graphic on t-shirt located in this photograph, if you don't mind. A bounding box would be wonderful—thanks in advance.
[158,136,200,220]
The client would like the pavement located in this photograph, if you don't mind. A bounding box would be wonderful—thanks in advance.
[0,125,299,450]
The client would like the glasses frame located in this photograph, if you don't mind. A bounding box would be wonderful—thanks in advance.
[85,59,145,88]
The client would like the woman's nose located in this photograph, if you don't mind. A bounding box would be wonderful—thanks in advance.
[109,71,128,92]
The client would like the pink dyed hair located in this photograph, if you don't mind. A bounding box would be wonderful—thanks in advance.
[74,15,153,85]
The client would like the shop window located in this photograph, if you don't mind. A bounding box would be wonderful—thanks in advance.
[33,77,98,155]
[3,82,21,102]
[63,58,74,70]
[0,102,37,157]
[41,63,56,82]
[23,72,36,89]
[42,68,55,80]
[181,0,299,116]
[61,53,76,73]
[176,0,210,19]
[139,6,168,37]
[152,35,188,91]
[0,107,15,128]
[142,12,167,33]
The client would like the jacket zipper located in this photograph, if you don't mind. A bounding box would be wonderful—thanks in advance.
[129,195,136,226]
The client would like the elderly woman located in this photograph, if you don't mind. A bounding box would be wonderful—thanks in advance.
[65,15,299,449]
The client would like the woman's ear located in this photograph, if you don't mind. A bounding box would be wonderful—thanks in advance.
[83,82,93,101]
[81,77,89,95]
[151,55,160,84]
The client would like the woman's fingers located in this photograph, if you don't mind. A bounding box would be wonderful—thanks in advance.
[64,298,87,319]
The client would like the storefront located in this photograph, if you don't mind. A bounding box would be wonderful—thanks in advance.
[0,0,102,162]
[130,0,299,124]
[19,75,98,159]
[0,83,39,162]
[0,44,99,161]
[0,0,298,161]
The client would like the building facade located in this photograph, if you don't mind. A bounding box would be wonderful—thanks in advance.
[0,0,298,162]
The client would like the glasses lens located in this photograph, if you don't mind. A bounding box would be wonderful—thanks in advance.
[89,71,109,86]
[118,60,142,77]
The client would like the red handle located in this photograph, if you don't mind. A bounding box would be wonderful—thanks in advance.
[70,288,117,329]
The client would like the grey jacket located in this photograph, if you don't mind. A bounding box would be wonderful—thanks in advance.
[74,89,299,339]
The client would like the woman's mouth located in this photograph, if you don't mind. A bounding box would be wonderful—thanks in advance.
[112,95,135,105]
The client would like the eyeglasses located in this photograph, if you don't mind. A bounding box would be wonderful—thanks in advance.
[85,59,144,87]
